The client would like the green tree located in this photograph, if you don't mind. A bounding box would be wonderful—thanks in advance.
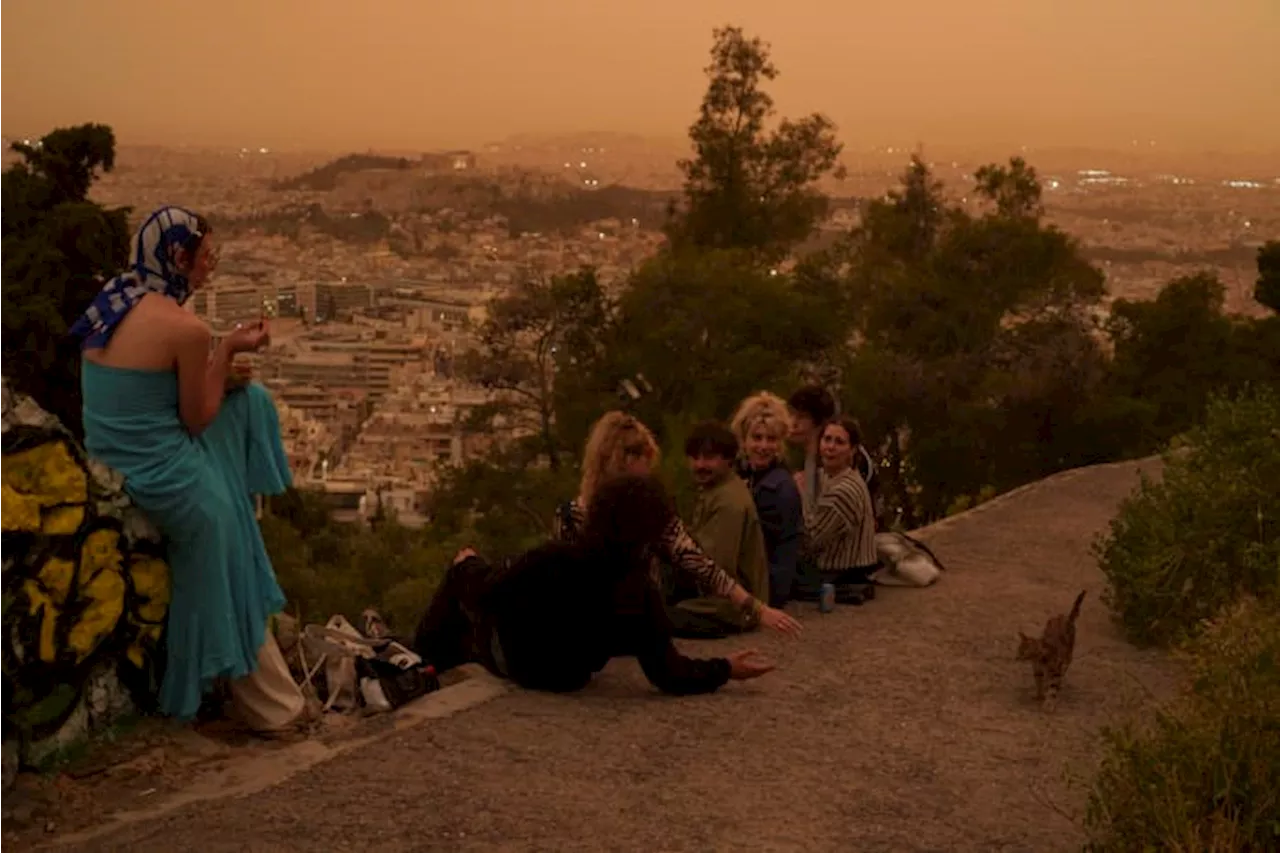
[2,124,130,437]
[456,268,612,468]
[425,448,579,560]
[1102,272,1241,453]
[973,156,1043,219]
[262,487,459,632]
[1094,387,1280,648]
[591,248,844,448]
[1084,597,1280,851]
[829,156,1107,523]
[1255,239,1280,312]
[665,26,843,260]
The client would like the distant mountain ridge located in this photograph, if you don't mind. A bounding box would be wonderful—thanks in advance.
[274,153,414,192]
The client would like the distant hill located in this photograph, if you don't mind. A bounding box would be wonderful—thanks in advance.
[267,152,863,239]
[283,161,681,236]
[493,184,676,235]
[274,153,413,192]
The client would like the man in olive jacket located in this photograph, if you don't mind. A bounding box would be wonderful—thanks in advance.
[669,421,770,638]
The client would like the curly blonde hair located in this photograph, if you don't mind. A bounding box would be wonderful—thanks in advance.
[730,391,793,461]
[578,411,661,509]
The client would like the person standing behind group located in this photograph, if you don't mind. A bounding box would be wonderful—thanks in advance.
[786,384,884,526]
[785,385,839,509]
[730,392,804,608]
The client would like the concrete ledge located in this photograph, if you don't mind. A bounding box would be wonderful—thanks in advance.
[910,455,1161,540]
[44,665,509,850]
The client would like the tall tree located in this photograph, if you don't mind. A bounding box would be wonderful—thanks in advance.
[973,156,1044,219]
[456,268,612,468]
[666,26,843,260]
[1256,240,1280,313]
[831,156,1107,522]
[598,248,843,438]
[2,124,129,436]
[1101,272,1262,453]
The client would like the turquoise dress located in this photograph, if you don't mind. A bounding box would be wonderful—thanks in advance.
[81,362,293,720]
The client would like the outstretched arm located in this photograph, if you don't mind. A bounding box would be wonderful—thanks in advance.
[661,515,802,637]
[634,582,732,695]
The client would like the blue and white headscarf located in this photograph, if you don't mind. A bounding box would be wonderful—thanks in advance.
[69,206,208,350]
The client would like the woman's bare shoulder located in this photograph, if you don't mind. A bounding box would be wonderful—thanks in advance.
[143,296,209,339]
[91,296,209,369]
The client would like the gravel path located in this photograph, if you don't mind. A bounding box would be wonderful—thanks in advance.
[62,458,1177,853]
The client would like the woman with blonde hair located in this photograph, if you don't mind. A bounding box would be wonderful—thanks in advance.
[555,411,801,637]
[731,393,804,607]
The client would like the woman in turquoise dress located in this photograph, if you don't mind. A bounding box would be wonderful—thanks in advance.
[70,206,306,733]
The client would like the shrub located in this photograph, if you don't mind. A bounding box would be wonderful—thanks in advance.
[1083,597,1280,852]
[260,491,458,635]
[1094,387,1280,647]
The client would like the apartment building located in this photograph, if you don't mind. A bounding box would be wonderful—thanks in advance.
[314,281,375,321]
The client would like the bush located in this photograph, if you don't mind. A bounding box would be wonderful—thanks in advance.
[1083,597,1280,852]
[1094,388,1280,647]
[260,490,457,635]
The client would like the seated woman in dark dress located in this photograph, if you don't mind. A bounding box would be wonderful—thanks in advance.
[413,474,775,695]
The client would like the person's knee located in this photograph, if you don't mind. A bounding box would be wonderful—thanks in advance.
[241,381,273,405]
[223,381,275,424]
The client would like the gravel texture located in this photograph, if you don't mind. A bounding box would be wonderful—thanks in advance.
[26,458,1177,853]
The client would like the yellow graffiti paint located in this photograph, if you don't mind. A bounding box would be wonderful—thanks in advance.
[129,555,171,623]
[24,555,75,663]
[21,530,131,665]
[32,555,76,606]
[67,528,127,661]
[1,432,172,696]
[1,440,88,533]
[43,505,87,535]
[2,482,43,531]
[126,554,171,668]
[69,567,126,662]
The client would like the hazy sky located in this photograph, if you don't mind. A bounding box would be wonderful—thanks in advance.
[3,0,1278,152]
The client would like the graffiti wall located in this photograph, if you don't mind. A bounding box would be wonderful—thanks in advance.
[1,380,170,765]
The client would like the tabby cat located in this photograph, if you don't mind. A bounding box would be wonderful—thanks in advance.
[1016,589,1086,711]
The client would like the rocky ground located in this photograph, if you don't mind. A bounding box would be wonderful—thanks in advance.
[11,458,1177,852]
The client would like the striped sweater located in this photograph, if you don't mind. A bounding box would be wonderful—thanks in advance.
[805,468,879,571]
[554,499,737,598]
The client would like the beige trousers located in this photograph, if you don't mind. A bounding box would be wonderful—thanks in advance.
[229,627,307,733]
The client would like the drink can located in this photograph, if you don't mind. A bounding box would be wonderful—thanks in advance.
[819,582,836,613]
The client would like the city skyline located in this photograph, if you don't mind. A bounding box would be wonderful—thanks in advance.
[3,0,1279,154]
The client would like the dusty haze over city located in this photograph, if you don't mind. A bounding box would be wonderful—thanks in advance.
[2,4,1280,851]
[1,0,1277,503]
[4,0,1279,154]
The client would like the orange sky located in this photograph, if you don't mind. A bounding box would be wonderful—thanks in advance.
[3,0,1278,153]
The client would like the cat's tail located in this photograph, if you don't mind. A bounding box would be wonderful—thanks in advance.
[1067,589,1087,624]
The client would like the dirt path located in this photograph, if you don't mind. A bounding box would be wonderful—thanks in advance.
[51,458,1178,852]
